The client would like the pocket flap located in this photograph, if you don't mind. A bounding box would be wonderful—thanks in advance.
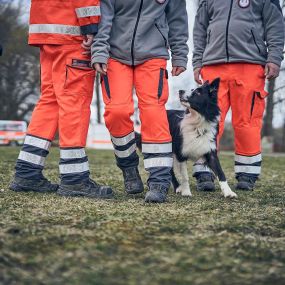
[255,90,268,99]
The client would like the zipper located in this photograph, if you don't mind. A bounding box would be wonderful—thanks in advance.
[207,30,211,44]
[225,0,234,61]
[131,0,144,66]
[250,92,256,118]
[155,24,167,47]
[251,29,261,54]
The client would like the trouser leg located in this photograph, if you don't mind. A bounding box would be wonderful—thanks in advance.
[15,45,58,180]
[135,59,172,189]
[101,59,139,170]
[230,64,267,179]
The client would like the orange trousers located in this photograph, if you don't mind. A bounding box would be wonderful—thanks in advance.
[101,58,171,143]
[28,44,95,147]
[201,63,267,156]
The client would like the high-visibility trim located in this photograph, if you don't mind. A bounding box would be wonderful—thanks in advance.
[75,6,101,18]
[60,148,86,159]
[114,144,136,158]
[235,165,261,175]
[59,162,89,174]
[144,157,173,169]
[18,151,45,166]
[142,143,172,154]
[24,135,51,150]
[29,24,81,36]
[235,154,262,164]
[192,164,211,174]
[111,132,135,147]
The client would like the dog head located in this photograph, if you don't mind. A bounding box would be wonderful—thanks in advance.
[179,78,221,122]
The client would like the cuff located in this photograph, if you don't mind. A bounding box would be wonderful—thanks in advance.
[172,58,188,69]
[267,56,282,67]
[91,55,109,65]
[192,61,203,70]
[80,24,99,35]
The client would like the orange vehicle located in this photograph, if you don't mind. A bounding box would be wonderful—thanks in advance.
[0,120,27,146]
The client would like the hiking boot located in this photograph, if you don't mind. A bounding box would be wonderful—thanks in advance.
[145,184,168,203]
[58,178,113,199]
[195,173,215,191]
[9,176,58,193]
[236,175,256,191]
[122,167,144,194]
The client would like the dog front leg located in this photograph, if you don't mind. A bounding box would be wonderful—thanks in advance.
[174,157,192,197]
[205,151,237,198]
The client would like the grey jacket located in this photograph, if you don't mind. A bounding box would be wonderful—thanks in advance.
[193,0,285,69]
[91,0,189,68]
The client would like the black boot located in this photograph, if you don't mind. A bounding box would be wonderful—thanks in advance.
[195,173,215,191]
[145,184,168,203]
[9,176,58,193]
[58,178,113,199]
[122,167,144,194]
[236,175,256,191]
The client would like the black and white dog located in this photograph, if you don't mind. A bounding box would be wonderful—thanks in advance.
[137,78,237,198]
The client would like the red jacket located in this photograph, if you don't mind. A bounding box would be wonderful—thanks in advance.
[29,0,101,45]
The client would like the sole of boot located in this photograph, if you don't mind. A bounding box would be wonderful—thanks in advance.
[197,182,216,192]
[57,188,113,199]
[9,182,58,193]
[144,193,166,203]
[235,183,254,191]
[125,188,144,195]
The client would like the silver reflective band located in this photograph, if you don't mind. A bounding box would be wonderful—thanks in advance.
[76,6,101,18]
[144,157,173,168]
[24,135,51,150]
[142,143,172,154]
[111,132,135,146]
[235,154,262,164]
[60,148,86,159]
[235,165,261,175]
[29,24,81,36]
[59,162,89,174]
[192,164,211,174]
[114,144,136,158]
[18,151,45,166]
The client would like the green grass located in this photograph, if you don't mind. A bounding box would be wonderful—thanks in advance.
[0,147,285,285]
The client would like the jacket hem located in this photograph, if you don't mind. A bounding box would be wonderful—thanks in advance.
[109,55,170,66]
[202,58,267,67]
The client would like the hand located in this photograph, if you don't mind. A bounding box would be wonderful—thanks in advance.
[172,66,186,77]
[194,67,202,84]
[93,63,108,75]
[81,34,94,55]
[265,63,280,80]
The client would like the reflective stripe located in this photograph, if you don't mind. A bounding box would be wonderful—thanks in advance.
[18,151,45,166]
[142,143,172,154]
[144,157,173,168]
[235,154,262,164]
[235,165,261,175]
[24,135,51,150]
[60,148,86,159]
[29,24,81,36]
[192,164,211,174]
[111,132,135,146]
[75,6,101,18]
[114,144,136,158]
[59,162,89,174]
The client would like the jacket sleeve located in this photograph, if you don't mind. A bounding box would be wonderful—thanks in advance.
[91,0,115,65]
[72,0,101,35]
[192,0,209,70]
[165,0,189,69]
[262,0,285,67]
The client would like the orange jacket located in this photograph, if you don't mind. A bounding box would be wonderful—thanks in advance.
[29,0,101,45]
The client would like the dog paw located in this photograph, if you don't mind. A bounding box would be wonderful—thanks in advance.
[225,191,238,199]
[176,185,192,197]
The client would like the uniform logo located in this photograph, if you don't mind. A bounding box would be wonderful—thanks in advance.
[238,0,250,8]
[156,0,166,4]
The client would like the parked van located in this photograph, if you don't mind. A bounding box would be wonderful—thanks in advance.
[0,120,27,146]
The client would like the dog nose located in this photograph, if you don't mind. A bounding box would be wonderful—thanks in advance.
[179,90,185,98]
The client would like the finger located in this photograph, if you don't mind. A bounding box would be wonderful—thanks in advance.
[265,64,269,76]
[82,50,91,55]
[97,64,107,75]
[81,44,91,50]
[102,64,108,73]
[172,67,177,77]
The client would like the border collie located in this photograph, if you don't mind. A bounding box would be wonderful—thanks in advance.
[137,78,237,199]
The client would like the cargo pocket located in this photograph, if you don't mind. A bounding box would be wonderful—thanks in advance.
[250,29,267,56]
[101,74,111,105]
[64,58,95,97]
[157,68,169,104]
[154,24,169,48]
[250,90,268,122]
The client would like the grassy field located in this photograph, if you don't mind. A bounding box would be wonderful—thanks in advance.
[0,147,285,285]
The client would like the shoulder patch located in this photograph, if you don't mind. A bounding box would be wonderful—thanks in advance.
[238,0,250,8]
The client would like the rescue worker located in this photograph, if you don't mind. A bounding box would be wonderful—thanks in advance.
[192,0,284,191]
[10,0,113,199]
[91,0,189,203]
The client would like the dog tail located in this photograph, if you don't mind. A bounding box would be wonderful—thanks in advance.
[135,132,142,152]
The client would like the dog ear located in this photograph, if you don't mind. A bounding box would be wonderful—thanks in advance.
[209,78,220,96]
